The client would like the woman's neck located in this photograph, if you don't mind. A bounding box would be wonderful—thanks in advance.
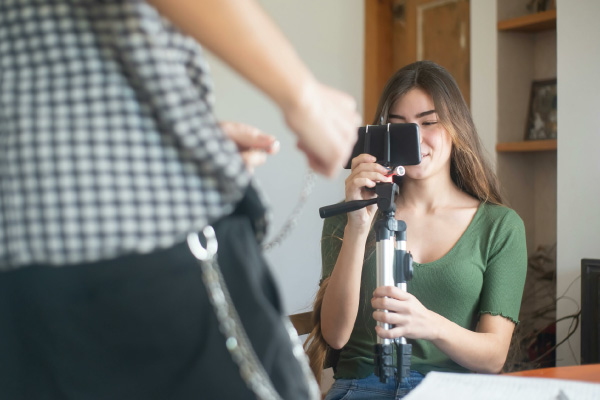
[398,173,465,212]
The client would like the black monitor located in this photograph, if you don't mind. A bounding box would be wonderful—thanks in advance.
[581,258,600,364]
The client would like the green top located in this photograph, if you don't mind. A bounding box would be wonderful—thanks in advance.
[320,202,527,378]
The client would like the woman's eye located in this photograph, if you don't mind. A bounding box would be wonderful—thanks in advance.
[422,121,438,126]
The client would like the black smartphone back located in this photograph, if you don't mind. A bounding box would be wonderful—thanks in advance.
[344,123,421,169]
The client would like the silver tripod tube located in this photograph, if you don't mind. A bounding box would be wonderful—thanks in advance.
[375,236,396,346]
[376,234,409,345]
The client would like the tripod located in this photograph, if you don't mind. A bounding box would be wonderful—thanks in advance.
[319,181,413,386]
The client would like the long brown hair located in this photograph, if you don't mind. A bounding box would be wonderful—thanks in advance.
[304,276,330,384]
[304,61,504,382]
[374,60,504,205]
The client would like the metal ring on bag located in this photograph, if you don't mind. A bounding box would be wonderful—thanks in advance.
[187,226,218,261]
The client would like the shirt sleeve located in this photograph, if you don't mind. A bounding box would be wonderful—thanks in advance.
[479,208,528,324]
[320,213,347,285]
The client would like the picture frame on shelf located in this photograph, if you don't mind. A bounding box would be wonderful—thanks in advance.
[525,79,557,141]
[527,0,556,13]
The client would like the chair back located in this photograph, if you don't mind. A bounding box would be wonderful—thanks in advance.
[289,311,313,335]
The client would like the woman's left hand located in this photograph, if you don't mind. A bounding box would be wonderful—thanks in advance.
[219,121,280,173]
[371,286,440,341]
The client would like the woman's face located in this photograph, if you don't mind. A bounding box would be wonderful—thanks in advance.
[387,88,453,181]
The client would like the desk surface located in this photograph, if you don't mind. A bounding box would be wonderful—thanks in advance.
[506,364,600,383]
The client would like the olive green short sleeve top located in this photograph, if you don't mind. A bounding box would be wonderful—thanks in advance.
[320,202,527,378]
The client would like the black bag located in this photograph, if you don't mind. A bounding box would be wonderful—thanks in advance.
[194,184,318,399]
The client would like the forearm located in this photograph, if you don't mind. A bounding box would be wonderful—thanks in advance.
[429,313,512,373]
[321,225,369,349]
[147,0,312,113]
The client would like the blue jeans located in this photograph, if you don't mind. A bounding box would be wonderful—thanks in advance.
[324,371,425,400]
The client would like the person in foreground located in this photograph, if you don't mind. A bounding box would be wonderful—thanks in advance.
[305,61,527,399]
[0,1,359,399]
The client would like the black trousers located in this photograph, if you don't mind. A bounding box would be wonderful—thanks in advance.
[0,194,309,399]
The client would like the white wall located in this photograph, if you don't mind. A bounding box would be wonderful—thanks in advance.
[556,0,600,366]
[206,0,364,314]
[470,1,497,164]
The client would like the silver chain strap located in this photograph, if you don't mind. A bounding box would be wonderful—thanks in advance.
[262,171,315,252]
[187,228,320,400]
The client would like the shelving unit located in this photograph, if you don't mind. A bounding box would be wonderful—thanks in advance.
[496,8,557,155]
[498,9,556,32]
[496,139,556,153]
[496,2,557,253]
[496,1,558,371]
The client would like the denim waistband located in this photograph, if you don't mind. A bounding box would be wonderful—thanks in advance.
[328,371,424,399]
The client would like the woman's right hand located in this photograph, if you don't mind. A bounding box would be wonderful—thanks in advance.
[345,154,393,229]
[283,80,360,178]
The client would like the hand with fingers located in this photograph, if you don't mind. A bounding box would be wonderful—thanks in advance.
[371,285,439,341]
[344,154,394,229]
[284,81,361,178]
[219,121,280,173]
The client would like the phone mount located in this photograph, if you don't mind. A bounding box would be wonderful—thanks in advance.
[319,181,413,387]
[344,122,421,170]
[365,123,392,169]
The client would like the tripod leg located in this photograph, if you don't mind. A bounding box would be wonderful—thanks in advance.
[396,341,412,383]
[374,235,396,383]
[374,343,395,383]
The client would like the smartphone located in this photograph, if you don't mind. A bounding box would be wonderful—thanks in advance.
[344,123,421,169]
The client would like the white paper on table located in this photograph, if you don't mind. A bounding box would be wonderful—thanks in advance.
[403,371,600,400]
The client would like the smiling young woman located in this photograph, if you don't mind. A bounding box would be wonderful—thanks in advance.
[305,61,528,400]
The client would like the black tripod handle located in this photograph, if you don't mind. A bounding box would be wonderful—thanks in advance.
[319,198,377,219]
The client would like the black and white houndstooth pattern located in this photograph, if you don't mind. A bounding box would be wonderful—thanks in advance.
[0,0,254,269]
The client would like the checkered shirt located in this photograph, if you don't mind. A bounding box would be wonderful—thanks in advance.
[0,0,254,269]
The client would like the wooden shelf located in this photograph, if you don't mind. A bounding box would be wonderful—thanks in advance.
[496,139,557,153]
[498,9,556,32]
